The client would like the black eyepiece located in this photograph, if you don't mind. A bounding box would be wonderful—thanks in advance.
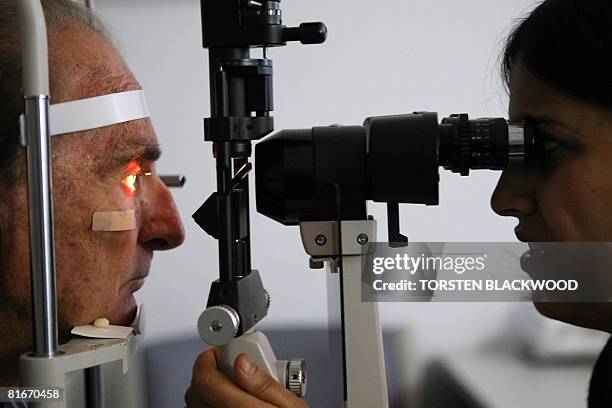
[439,115,510,176]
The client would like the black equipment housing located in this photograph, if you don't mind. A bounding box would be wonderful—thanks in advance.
[255,112,535,226]
[196,0,327,337]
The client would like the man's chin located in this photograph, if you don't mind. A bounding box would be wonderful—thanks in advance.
[58,294,138,344]
[114,278,146,326]
[113,293,138,326]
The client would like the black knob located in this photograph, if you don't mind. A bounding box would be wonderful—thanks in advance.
[283,22,327,44]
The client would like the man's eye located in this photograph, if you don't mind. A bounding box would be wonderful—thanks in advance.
[122,161,152,194]
[123,173,138,193]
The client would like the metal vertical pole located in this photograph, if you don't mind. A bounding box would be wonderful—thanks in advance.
[85,366,105,408]
[16,0,59,357]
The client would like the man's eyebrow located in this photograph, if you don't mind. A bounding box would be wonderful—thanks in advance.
[101,140,162,172]
[142,144,162,161]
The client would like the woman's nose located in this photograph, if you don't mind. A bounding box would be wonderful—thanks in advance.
[490,165,538,219]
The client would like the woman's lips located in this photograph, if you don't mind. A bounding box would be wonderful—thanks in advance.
[520,244,548,277]
[514,219,523,234]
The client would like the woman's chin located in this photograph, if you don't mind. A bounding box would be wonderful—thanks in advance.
[533,301,611,332]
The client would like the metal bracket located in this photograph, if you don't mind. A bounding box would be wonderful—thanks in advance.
[300,220,376,258]
[19,113,27,146]
[299,219,390,407]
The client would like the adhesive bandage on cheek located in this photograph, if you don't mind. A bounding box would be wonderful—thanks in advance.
[92,209,137,232]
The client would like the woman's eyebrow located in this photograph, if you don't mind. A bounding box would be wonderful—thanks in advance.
[525,114,581,135]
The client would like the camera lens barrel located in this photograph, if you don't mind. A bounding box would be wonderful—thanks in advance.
[255,126,369,225]
[366,113,439,206]
[255,112,532,225]
[439,114,510,176]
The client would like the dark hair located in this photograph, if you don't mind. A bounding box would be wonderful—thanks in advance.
[502,0,612,108]
[0,0,108,185]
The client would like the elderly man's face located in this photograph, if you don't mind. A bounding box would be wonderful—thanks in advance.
[0,25,184,343]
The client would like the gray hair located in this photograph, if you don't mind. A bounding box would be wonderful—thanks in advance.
[0,0,109,185]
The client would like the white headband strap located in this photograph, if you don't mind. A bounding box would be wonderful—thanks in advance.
[48,89,150,136]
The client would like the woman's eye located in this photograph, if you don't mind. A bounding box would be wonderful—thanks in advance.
[540,137,561,153]
[534,131,567,169]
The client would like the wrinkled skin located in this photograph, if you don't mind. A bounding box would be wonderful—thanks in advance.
[0,25,184,385]
[491,63,612,332]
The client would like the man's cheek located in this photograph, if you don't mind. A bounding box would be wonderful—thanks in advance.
[93,229,139,254]
[55,241,116,329]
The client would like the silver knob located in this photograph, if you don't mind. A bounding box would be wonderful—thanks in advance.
[287,358,307,397]
[198,305,240,346]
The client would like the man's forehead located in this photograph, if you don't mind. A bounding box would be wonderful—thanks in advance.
[52,25,140,103]
[50,27,161,171]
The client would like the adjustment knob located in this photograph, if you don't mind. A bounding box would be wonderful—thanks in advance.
[283,22,327,44]
[198,305,240,346]
[287,358,307,397]
[264,289,271,312]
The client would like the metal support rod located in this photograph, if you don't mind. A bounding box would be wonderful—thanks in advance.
[85,366,105,408]
[17,0,59,358]
[24,97,59,357]
[160,174,186,188]
[216,142,235,282]
[234,157,252,275]
[15,0,49,96]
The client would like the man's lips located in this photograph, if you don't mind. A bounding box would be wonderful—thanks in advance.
[124,277,147,293]
[124,267,149,292]
[126,250,153,292]
[131,272,149,280]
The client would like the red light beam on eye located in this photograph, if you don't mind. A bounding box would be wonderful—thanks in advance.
[123,174,137,193]
[122,161,142,194]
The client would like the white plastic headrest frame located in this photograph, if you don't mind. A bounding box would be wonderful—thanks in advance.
[19,90,150,145]
[49,89,150,136]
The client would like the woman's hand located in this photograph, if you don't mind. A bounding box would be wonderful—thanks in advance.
[185,347,310,408]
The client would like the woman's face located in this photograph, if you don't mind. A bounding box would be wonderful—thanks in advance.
[491,64,612,332]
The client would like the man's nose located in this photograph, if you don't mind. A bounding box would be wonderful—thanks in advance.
[490,165,538,219]
[138,177,185,250]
